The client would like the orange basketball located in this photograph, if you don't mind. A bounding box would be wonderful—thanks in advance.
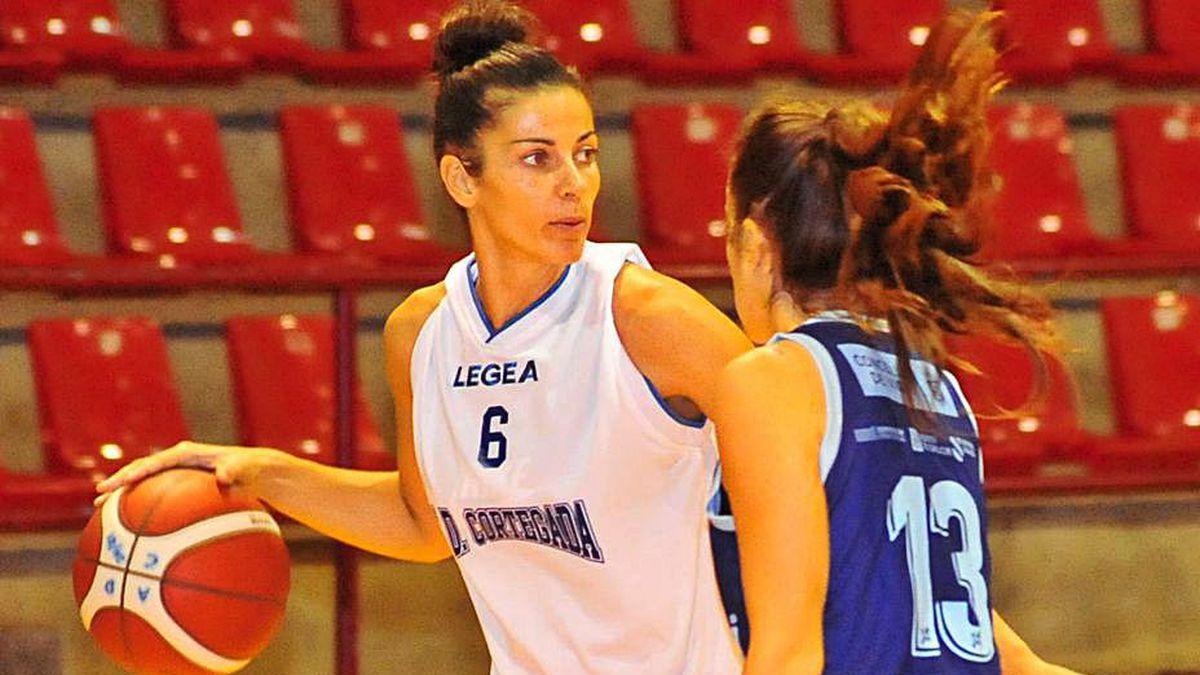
[72,468,290,674]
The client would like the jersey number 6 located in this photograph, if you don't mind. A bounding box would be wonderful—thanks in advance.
[478,406,509,468]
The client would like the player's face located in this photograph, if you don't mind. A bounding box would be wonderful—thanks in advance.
[471,86,600,266]
[724,192,777,345]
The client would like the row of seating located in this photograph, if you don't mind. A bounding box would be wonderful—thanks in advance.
[2,0,1200,86]
[4,291,1199,528]
[3,102,1200,272]
[953,293,1200,479]
[0,314,392,530]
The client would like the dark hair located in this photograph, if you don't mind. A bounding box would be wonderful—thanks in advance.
[432,0,585,175]
[728,11,1059,418]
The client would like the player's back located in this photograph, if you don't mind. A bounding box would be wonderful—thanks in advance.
[783,313,999,673]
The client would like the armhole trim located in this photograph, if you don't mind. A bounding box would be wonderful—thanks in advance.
[786,334,844,485]
[943,369,984,483]
[642,375,708,429]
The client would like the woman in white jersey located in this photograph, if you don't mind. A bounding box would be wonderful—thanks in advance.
[95,1,749,672]
[709,12,1076,674]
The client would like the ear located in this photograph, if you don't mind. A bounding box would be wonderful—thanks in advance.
[439,154,479,210]
[737,216,773,273]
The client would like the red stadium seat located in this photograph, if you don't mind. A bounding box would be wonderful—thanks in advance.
[818,0,946,83]
[0,0,128,68]
[164,0,312,70]
[985,104,1104,261]
[305,0,448,84]
[523,0,646,75]
[1119,1,1200,84]
[280,105,462,265]
[0,108,72,265]
[992,0,1117,83]
[93,106,257,264]
[1099,293,1200,469]
[0,469,96,530]
[949,336,1085,476]
[226,315,392,470]
[0,48,62,84]
[668,0,806,74]
[631,104,741,267]
[28,317,189,478]
[1113,105,1200,249]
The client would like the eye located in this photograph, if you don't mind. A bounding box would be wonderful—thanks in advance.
[574,146,599,165]
[521,150,549,167]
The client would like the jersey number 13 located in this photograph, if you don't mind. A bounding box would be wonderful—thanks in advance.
[887,475,995,662]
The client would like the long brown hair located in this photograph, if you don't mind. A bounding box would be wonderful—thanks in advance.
[728,10,1059,417]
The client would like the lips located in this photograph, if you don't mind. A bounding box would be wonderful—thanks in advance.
[549,217,586,228]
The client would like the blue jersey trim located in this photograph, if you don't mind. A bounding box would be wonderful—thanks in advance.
[642,376,708,429]
[467,261,572,343]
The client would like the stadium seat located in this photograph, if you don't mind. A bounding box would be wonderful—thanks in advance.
[522,0,645,75]
[279,105,462,265]
[305,0,448,84]
[1113,105,1200,250]
[949,336,1085,476]
[1099,293,1200,469]
[985,104,1104,261]
[0,108,72,265]
[1119,1,1200,85]
[0,0,129,69]
[164,0,312,71]
[93,106,258,264]
[664,0,806,76]
[0,469,97,530]
[0,48,62,84]
[816,0,946,83]
[27,317,189,479]
[631,104,741,267]
[225,315,392,470]
[992,0,1117,83]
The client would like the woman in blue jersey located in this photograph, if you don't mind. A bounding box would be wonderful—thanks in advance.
[711,11,1079,674]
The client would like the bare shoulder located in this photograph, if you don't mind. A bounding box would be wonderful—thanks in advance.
[383,283,447,383]
[612,264,746,350]
[384,283,447,350]
[717,340,823,413]
[612,263,751,405]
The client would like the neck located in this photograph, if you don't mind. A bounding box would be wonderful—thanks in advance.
[768,291,807,334]
[472,247,567,332]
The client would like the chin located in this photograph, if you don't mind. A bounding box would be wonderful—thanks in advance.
[545,231,588,264]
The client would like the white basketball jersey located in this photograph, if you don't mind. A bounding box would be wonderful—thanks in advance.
[410,242,742,675]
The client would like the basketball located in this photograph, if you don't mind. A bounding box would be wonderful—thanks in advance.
[72,468,290,674]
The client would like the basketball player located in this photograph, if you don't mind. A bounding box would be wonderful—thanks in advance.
[96,1,748,672]
[709,11,1079,674]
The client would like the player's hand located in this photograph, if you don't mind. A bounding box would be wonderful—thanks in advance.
[93,441,283,506]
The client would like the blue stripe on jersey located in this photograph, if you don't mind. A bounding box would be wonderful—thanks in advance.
[467,260,572,343]
[642,375,708,429]
[710,318,1000,674]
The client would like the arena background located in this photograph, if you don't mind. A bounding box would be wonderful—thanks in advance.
[1,0,1198,673]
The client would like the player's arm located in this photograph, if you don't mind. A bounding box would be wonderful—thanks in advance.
[712,342,830,674]
[994,611,1082,674]
[95,286,450,563]
[613,264,752,418]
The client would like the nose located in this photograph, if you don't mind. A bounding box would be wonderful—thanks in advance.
[558,158,586,200]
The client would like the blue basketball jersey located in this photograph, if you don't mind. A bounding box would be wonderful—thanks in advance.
[710,314,1000,673]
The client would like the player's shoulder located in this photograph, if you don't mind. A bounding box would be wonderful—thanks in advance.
[717,341,822,410]
[384,282,447,350]
[612,263,727,334]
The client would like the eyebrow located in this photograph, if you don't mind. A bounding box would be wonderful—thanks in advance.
[509,130,598,146]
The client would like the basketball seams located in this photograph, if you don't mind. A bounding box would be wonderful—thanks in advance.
[77,555,287,605]
[120,469,179,667]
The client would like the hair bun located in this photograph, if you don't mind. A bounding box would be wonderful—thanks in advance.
[433,0,536,79]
